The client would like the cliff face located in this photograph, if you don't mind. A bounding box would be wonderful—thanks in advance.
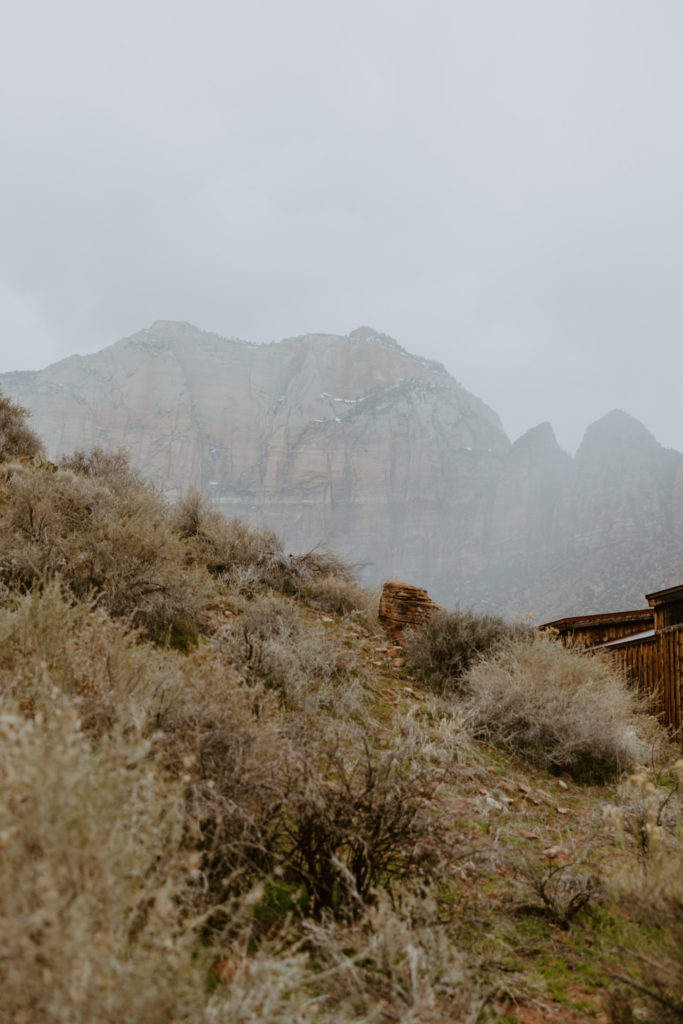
[2,321,682,620]
[0,322,509,602]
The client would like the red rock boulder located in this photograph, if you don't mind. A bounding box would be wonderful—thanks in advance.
[378,581,441,642]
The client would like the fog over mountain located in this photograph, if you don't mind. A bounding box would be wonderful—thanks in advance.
[2,3,683,455]
[3,321,682,620]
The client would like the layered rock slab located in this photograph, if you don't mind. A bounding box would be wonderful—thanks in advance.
[378,581,442,642]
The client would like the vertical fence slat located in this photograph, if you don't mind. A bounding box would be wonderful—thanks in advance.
[602,626,683,744]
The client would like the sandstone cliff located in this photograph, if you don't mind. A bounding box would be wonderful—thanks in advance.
[2,322,682,620]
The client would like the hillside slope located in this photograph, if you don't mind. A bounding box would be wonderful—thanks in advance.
[0,415,679,1023]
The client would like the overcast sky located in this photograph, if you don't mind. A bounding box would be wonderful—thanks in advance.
[2,0,682,453]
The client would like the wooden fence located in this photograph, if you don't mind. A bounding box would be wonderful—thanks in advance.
[607,625,683,740]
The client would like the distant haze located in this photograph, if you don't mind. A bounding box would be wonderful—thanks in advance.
[2,0,682,453]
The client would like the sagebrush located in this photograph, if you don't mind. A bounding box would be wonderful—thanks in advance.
[463,631,665,782]
[403,605,531,695]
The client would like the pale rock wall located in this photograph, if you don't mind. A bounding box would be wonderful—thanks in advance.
[3,322,683,620]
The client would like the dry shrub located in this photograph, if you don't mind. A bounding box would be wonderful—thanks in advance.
[281,549,372,619]
[0,581,154,732]
[0,691,476,1024]
[301,892,481,1022]
[173,489,282,578]
[0,704,209,1023]
[609,766,682,856]
[200,892,481,1023]
[0,458,210,643]
[59,444,141,490]
[0,585,289,924]
[0,480,476,1018]
[147,646,292,913]
[463,632,665,782]
[273,744,445,918]
[220,593,369,726]
[389,702,473,781]
[403,606,531,696]
[604,764,683,1023]
[174,490,374,621]
[0,389,41,461]
[294,571,378,624]
[512,850,602,930]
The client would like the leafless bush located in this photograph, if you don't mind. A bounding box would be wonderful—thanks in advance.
[403,606,532,696]
[0,389,41,461]
[59,444,140,490]
[463,632,666,782]
[273,744,445,918]
[513,850,602,930]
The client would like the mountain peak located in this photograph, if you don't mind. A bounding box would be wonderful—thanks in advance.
[347,326,403,351]
[512,421,563,454]
[577,409,659,461]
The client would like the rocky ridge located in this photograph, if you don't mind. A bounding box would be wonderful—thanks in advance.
[2,321,682,619]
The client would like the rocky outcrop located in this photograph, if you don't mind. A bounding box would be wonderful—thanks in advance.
[2,322,683,621]
[378,581,442,641]
[0,321,509,602]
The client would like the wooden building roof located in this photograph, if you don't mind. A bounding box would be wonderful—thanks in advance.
[540,609,653,632]
[646,583,683,603]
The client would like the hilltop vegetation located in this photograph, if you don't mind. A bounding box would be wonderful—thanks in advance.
[0,392,682,1023]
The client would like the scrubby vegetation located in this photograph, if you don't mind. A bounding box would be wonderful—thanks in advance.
[403,605,532,695]
[0,390,41,461]
[1,394,682,1022]
[601,764,683,1023]
[463,631,665,783]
